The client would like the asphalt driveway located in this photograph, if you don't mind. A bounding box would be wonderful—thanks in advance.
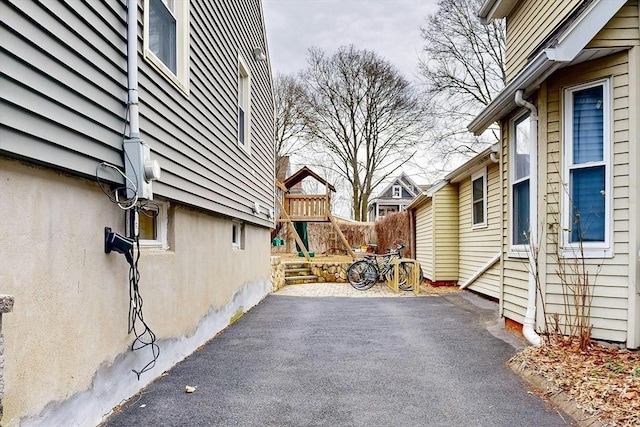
[103,291,572,426]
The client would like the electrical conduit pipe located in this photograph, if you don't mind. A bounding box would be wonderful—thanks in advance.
[515,89,541,347]
[127,0,140,138]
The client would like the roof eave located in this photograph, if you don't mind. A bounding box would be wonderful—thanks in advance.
[469,0,627,135]
[478,0,518,24]
[467,52,554,135]
[445,143,499,183]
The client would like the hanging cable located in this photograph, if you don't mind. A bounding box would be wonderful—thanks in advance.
[128,218,160,379]
[96,162,138,209]
[97,160,159,378]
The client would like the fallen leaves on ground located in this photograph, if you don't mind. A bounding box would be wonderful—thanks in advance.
[510,338,640,426]
[420,283,461,295]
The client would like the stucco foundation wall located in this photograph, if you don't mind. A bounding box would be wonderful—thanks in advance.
[0,158,271,426]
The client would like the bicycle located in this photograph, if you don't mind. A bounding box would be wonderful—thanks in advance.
[346,244,416,291]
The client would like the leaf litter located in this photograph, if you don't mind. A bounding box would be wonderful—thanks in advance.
[510,337,639,426]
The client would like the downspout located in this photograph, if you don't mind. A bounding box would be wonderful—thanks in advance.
[515,89,541,347]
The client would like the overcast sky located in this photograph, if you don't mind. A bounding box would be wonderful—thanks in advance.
[262,0,440,81]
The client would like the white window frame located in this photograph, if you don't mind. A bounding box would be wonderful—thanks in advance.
[509,111,532,258]
[143,0,190,93]
[561,79,612,259]
[128,201,170,250]
[471,168,487,228]
[391,185,402,198]
[232,220,245,249]
[237,55,251,152]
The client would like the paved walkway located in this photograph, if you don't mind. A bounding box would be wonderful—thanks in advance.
[274,282,435,297]
[103,287,571,426]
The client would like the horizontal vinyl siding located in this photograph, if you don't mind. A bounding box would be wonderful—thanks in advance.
[0,0,274,227]
[0,0,127,177]
[505,0,581,82]
[588,1,640,48]
[458,163,501,298]
[415,200,434,279]
[140,0,274,226]
[467,264,500,299]
[433,185,458,281]
[543,51,633,343]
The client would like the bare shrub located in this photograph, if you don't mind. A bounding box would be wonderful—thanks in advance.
[375,211,412,257]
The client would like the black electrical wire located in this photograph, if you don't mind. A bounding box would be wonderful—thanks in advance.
[95,99,159,379]
[127,225,160,380]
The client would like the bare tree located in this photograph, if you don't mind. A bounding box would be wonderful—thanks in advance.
[299,45,428,221]
[274,73,307,179]
[418,0,505,170]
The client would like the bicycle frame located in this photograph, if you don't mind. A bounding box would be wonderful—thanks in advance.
[363,245,404,281]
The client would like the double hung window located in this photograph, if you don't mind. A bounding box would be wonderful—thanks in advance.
[562,80,611,257]
[238,56,251,150]
[510,113,531,249]
[392,185,402,198]
[471,168,486,227]
[144,0,189,91]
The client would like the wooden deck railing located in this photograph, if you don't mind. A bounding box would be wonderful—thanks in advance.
[284,194,329,221]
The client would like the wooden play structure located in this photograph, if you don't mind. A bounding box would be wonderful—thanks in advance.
[273,166,355,260]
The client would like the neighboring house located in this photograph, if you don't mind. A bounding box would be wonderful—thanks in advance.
[368,172,422,221]
[0,1,274,425]
[469,0,639,349]
[408,145,502,298]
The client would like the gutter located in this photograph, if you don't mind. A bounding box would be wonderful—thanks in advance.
[515,89,541,347]
[468,0,627,136]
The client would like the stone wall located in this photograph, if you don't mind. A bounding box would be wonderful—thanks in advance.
[310,262,351,283]
[270,257,286,291]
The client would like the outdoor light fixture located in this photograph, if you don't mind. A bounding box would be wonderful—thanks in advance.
[252,47,266,62]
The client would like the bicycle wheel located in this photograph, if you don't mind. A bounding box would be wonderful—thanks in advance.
[347,260,378,291]
[397,262,412,291]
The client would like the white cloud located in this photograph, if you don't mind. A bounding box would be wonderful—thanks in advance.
[263,0,439,80]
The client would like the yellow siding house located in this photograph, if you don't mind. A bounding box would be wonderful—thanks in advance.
[470,0,639,348]
[409,145,502,297]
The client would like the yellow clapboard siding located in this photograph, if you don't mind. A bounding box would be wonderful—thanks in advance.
[505,0,582,81]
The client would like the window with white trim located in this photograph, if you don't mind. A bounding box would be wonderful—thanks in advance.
[471,168,487,227]
[238,56,250,150]
[128,201,170,249]
[392,185,402,198]
[144,0,190,92]
[510,112,531,250]
[232,220,245,249]
[562,79,611,257]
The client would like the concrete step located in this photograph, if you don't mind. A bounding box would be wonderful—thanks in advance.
[285,268,313,275]
[285,275,319,284]
[283,262,310,269]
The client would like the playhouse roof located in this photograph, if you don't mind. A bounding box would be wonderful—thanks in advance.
[283,166,336,192]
